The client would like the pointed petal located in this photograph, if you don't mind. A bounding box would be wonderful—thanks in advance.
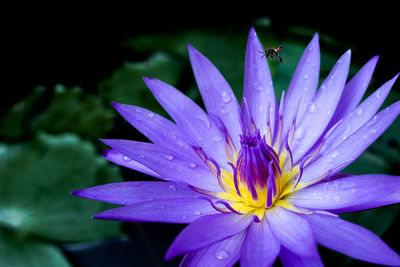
[243,28,276,136]
[266,207,317,257]
[102,149,161,178]
[112,102,202,162]
[306,213,400,266]
[71,181,199,205]
[291,50,351,163]
[93,198,217,223]
[279,246,324,267]
[180,232,245,267]
[323,74,398,150]
[241,219,280,267]
[144,77,228,168]
[303,100,400,183]
[329,56,379,125]
[165,213,252,259]
[288,174,400,213]
[188,45,242,149]
[101,139,221,192]
[283,33,320,139]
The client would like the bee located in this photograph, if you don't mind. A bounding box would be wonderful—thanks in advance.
[258,46,284,63]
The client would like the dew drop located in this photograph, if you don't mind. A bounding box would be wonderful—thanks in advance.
[163,154,174,160]
[294,127,305,139]
[355,108,364,117]
[139,155,146,159]
[193,211,201,216]
[330,74,335,80]
[220,108,230,114]
[189,162,197,168]
[350,188,358,194]
[221,91,232,103]
[182,215,187,219]
[147,112,154,118]
[308,103,317,113]
[168,184,176,192]
[304,87,309,92]
[331,150,339,159]
[334,195,341,202]
[135,107,143,113]
[304,74,309,79]
[123,156,132,162]
[215,250,230,260]
[366,116,377,126]
[371,129,377,134]
[306,58,311,64]
[160,205,165,210]
[212,136,223,142]
[197,116,211,129]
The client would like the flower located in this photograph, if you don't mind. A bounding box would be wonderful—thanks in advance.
[71,28,400,266]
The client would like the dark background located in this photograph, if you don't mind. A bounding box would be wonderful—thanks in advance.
[2,7,399,267]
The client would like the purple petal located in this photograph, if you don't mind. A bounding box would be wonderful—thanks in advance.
[329,56,379,126]
[111,102,203,163]
[243,28,276,136]
[288,174,400,213]
[102,149,161,178]
[165,213,252,259]
[188,45,242,150]
[302,100,400,183]
[143,77,229,169]
[93,198,217,223]
[101,139,221,192]
[241,219,280,267]
[291,50,351,164]
[266,207,317,257]
[283,33,320,140]
[180,232,245,267]
[71,181,199,205]
[306,213,400,266]
[323,74,398,150]
[279,246,324,267]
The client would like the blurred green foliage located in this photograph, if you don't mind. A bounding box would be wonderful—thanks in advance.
[0,21,399,266]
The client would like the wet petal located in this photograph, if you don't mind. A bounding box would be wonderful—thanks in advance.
[101,139,221,192]
[283,33,320,140]
[266,207,317,257]
[243,27,276,136]
[144,77,228,168]
[180,232,245,267]
[288,174,400,213]
[323,74,398,150]
[306,213,400,266]
[279,246,324,267]
[329,56,379,126]
[188,45,242,150]
[93,198,217,223]
[241,219,280,267]
[303,100,400,183]
[291,50,351,163]
[165,213,252,259]
[102,149,161,178]
[71,181,199,205]
[111,102,202,163]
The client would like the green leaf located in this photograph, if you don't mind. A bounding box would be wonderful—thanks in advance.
[99,53,183,116]
[0,86,45,140]
[0,133,121,242]
[0,228,71,267]
[32,85,114,140]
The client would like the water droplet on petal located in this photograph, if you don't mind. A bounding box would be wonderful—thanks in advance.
[366,116,377,126]
[220,108,229,114]
[306,58,311,64]
[160,205,165,210]
[304,87,309,92]
[221,91,232,103]
[331,150,339,160]
[189,162,197,168]
[308,103,317,113]
[147,112,154,118]
[334,195,341,202]
[294,127,305,139]
[197,116,211,129]
[356,108,364,117]
[139,155,146,159]
[350,188,357,194]
[182,215,187,219]
[123,156,132,162]
[193,211,201,216]
[168,184,176,192]
[163,154,174,160]
[215,250,230,260]
[304,74,309,79]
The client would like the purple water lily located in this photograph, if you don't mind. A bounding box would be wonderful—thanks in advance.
[71,28,400,266]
